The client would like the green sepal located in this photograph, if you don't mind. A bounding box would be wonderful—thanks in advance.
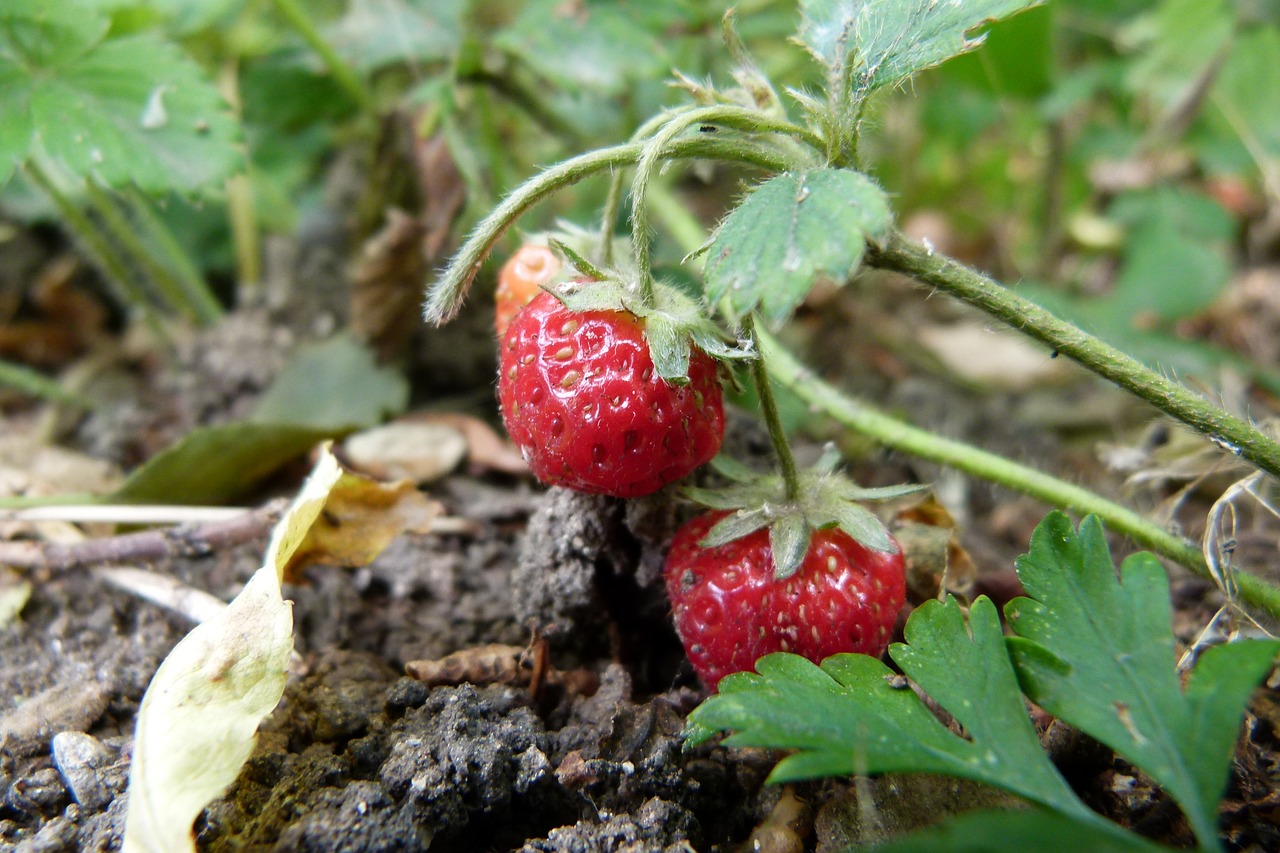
[707,454,760,483]
[646,314,692,383]
[548,277,629,313]
[827,500,897,553]
[548,237,609,281]
[770,514,813,579]
[701,509,770,548]
[685,448,920,576]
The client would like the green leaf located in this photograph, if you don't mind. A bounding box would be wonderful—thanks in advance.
[704,169,891,325]
[691,598,1090,821]
[0,357,93,408]
[494,0,675,96]
[1212,26,1280,161]
[935,4,1054,100]
[110,423,333,505]
[1005,513,1280,850]
[326,0,465,73]
[0,1,241,192]
[250,334,409,431]
[869,807,1172,853]
[797,0,1044,98]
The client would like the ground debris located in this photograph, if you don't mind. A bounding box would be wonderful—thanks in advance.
[405,641,598,699]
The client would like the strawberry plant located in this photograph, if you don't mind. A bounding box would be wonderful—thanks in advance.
[689,514,1280,850]
[420,0,1280,848]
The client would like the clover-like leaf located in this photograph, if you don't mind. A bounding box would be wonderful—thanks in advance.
[0,0,241,192]
[1005,513,1280,850]
[704,169,891,326]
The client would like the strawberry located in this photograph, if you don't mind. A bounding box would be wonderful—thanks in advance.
[499,289,724,498]
[495,244,561,337]
[664,511,906,690]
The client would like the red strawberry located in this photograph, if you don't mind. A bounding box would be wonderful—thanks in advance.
[495,244,561,337]
[664,511,906,690]
[499,289,724,498]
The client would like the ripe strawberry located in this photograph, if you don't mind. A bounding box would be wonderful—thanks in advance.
[495,244,561,337]
[499,289,724,498]
[664,511,906,690]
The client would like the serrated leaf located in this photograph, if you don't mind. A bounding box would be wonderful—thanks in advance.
[121,452,352,852]
[1,2,241,193]
[690,598,1092,823]
[869,807,1172,853]
[797,0,1044,99]
[1005,513,1280,850]
[250,334,409,431]
[769,514,811,579]
[704,169,890,325]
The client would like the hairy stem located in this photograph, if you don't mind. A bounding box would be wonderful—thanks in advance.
[758,327,1280,622]
[630,105,822,305]
[867,230,1280,483]
[25,161,168,342]
[599,111,683,266]
[122,187,224,325]
[424,137,794,324]
[747,317,802,502]
[84,180,197,321]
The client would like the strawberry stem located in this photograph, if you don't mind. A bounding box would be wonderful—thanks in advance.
[630,105,825,307]
[747,315,802,503]
[424,136,798,324]
[756,325,1280,625]
[867,230,1280,484]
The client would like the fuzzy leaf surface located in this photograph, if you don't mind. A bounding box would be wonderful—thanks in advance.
[704,169,890,325]
[797,0,1044,98]
[0,0,241,192]
[689,597,1090,821]
[1005,513,1280,850]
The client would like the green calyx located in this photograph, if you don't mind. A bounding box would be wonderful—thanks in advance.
[545,242,752,383]
[684,446,925,580]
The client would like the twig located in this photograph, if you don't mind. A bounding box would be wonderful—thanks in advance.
[0,500,288,573]
[94,566,228,623]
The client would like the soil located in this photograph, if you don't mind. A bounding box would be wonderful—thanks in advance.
[3,224,1280,851]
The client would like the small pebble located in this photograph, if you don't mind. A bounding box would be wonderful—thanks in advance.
[51,732,122,811]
